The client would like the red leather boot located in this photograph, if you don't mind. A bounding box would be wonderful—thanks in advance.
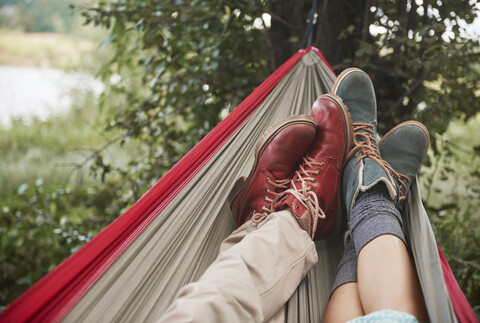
[231,115,316,226]
[273,94,353,239]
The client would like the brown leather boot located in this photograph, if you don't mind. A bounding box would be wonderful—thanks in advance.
[231,115,317,226]
[273,94,353,239]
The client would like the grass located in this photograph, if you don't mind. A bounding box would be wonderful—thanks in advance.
[0,29,100,70]
[0,92,135,196]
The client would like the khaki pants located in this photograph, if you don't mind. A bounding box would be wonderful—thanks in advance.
[159,210,318,323]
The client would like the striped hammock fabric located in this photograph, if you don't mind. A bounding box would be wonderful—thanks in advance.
[0,47,475,323]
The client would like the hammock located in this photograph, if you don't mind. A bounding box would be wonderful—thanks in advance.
[1,47,475,323]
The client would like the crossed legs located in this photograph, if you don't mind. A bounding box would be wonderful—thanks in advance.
[160,67,432,322]
[324,234,428,322]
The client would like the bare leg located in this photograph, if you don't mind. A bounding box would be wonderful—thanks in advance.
[323,189,428,322]
[357,235,428,322]
[323,283,364,323]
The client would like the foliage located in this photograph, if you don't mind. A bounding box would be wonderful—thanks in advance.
[421,115,480,310]
[346,1,480,137]
[0,28,137,308]
[76,0,480,184]
[0,97,128,194]
[0,0,76,33]
[0,179,130,309]
[76,0,269,191]
[0,92,143,307]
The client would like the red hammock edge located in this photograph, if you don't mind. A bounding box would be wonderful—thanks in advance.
[437,246,477,322]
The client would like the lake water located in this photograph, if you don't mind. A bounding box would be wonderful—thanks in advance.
[0,66,104,127]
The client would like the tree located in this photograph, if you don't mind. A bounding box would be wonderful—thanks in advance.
[79,0,479,179]
[75,0,480,308]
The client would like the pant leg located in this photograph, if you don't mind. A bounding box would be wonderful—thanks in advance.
[158,210,318,323]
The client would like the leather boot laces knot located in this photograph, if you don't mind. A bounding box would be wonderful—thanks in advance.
[251,177,291,223]
[348,122,411,201]
[282,156,327,236]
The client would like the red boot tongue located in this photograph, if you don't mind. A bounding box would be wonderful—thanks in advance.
[272,193,316,239]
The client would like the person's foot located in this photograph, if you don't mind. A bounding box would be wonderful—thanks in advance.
[273,94,353,239]
[379,121,430,211]
[231,115,316,226]
[332,68,397,218]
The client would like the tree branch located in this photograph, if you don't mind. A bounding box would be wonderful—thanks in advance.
[385,73,427,115]
[261,15,277,72]
[58,132,127,187]
[316,0,329,45]
[461,52,480,58]
[362,0,371,43]
[240,0,298,30]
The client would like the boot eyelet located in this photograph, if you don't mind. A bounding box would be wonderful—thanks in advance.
[320,162,325,167]
[296,206,300,210]
[312,178,316,182]
[266,177,270,182]
[317,171,321,174]
[265,187,270,192]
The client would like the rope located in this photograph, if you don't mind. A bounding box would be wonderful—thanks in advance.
[301,0,319,48]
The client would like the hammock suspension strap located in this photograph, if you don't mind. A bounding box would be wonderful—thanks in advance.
[302,0,319,48]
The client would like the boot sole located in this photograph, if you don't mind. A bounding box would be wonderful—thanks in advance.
[315,93,354,239]
[230,115,316,211]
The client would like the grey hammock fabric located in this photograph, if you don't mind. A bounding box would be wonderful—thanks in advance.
[404,178,457,323]
[64,51,456,322]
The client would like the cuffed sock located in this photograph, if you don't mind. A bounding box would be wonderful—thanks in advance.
[350,184,406,257]
[330,184,407,295]
[330,236,357,295]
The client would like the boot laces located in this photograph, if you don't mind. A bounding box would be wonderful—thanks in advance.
[393,173,410,201]
[251,177,290,223]
[348,122,410,201]
[282,156,327,235]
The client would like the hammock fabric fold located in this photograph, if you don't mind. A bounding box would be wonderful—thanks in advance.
[0,47,475,323]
